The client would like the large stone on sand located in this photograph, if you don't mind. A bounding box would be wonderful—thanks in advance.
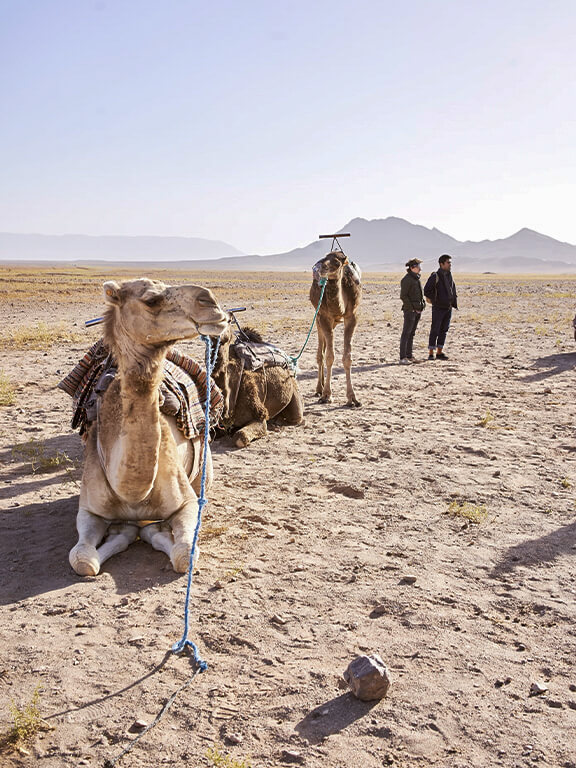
[343,654,391,701]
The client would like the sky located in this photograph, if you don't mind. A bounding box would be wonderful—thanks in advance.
[1,0,576,255]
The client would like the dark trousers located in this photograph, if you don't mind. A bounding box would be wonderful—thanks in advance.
[428,306,452,350]
[400,310,421,359]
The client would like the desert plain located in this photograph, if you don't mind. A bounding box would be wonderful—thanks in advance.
[0,266,575,768]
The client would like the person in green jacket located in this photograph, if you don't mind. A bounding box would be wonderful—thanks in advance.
[399,258,425,364]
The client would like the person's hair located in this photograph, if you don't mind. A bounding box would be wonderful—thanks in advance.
[439,254,452,264]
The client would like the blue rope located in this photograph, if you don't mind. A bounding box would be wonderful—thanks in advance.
[289,277,327,366]
[171,334,221,671]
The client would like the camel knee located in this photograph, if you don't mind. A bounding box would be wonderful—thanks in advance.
[69,544,100,577]
[234,420,267,447]
[171,542,198,573]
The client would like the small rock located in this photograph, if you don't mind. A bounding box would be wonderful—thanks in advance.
[132,719,148,731]
[271,614,288,625]
[530,681,548,696]
[213,580,225,589]
[343,654,391,701]
[128,635,145,646]
[281,749,304,763]
[227,733,243,744]
[400,575,417,585]
[569,684,576,692]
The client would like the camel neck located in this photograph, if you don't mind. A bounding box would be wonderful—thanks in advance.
[103,346,167,503]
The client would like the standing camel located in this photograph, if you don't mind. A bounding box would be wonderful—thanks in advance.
[310,251,362,407]
[63,278,227,576]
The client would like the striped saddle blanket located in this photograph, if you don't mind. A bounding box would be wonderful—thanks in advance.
[58,339,223,438]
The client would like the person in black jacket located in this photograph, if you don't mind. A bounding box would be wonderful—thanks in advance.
[399,258,425,364]
[423,254,458,360]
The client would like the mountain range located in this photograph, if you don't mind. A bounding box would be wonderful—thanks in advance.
[2,218,576,273]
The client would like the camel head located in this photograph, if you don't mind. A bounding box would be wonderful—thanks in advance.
[102,278,228,350]
[315,251,348,280]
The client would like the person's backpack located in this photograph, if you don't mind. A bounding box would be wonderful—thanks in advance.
[424,272,439,305]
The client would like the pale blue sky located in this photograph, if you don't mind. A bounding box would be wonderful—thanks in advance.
[1,0,575,254]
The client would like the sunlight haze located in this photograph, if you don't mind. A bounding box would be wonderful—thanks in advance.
[1,0,575,255]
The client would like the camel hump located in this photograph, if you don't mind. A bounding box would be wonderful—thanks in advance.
[346,261,362,285]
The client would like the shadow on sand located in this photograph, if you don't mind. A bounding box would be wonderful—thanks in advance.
[0,496,184,605]
[295,692,379,745]
[491,520,576,576]
[517,351,576,383]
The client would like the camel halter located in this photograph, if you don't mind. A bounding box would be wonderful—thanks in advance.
[171,333,220,671]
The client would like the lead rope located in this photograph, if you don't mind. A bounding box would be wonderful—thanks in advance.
[171,334,221,668]
[288,276,327,366]
[104,335,222,768]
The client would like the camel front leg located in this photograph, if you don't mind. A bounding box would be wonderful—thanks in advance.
[139,499,200,574]
[343,316,360,407]
[70,509,138,576]
[169,500,201,573]
[315,330,326,397]
[319,326,335,404]
[234,419,268,447]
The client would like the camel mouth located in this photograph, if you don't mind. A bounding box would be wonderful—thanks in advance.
[196,320,228,337]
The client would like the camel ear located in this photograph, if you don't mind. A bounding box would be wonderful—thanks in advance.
[103,281,122,305]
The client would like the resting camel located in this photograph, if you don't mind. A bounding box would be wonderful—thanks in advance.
[310,251,362,407]
[67,278,227,576]
[211,319,304,447]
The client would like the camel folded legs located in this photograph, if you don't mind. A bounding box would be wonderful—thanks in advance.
[69,510,140,576]
[139,500,200,573]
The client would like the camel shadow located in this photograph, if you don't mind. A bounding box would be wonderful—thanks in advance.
[0,432,82,465]
[517,352,576,383]
[294,692,379,744]
[297,362,385,382]
[491,520,576,576]
[0,497,184,605]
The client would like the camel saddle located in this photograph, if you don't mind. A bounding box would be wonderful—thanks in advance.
[58,339,223,438]
[231,337,296,374]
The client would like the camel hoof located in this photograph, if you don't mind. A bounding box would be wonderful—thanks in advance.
[347,400,362,408]
[318,396,332,404]
[70,547,100,577]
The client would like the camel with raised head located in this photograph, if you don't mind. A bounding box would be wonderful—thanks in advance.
[211,319,304,447]
[310,251,362,407]
[68,278,227,577]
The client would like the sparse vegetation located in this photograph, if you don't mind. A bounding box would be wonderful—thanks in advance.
[0,371,16,406]
[12,438,76,474]
[0,322,85,350]
[477,410,495,428]
[447,500,489,524]
[0,686,47,750]
[201,523,229,541]
[561,477,572,489]
[206,744,252,768]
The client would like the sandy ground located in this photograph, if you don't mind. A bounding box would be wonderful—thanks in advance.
[1,267,576,768]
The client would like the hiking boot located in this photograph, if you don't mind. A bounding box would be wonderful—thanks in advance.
[436,352,449,360]
[399,358,412,365]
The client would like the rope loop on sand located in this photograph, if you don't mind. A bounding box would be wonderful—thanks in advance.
[289,276,327,366]
[171,334,221,670]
